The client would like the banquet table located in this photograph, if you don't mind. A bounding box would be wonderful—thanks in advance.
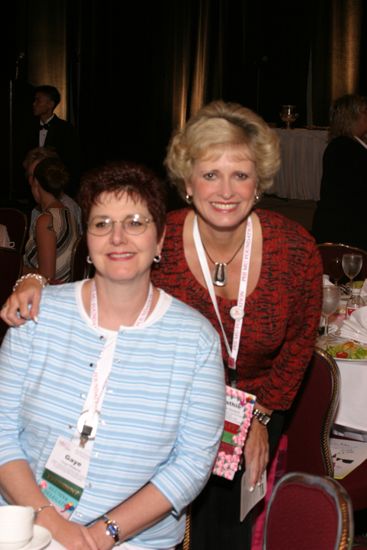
[271,128,328,201]
[334,358,367,439]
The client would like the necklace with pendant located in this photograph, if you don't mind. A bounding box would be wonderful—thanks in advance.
[201,237,246,287]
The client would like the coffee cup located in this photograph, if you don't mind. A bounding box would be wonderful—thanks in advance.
[0,505,34,550]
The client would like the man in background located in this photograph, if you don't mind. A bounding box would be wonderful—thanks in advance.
[31,85,80,196]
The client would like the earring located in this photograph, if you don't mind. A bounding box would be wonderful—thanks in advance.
[86,256,93,264]
[254,191,262,204]
[153,254,161,264]
[185,194,193,204]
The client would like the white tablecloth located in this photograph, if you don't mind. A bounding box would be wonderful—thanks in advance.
[334,359,367,435]
[271,128,328,201]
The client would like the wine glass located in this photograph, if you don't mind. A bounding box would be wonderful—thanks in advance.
[327,257,344,286]
[279,104,298,129]
[322,285,340,343]
[342,254,363,286]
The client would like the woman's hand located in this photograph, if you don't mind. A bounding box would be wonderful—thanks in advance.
[36,509,99,550]
[243,419,269,489]
[0,277,43,326]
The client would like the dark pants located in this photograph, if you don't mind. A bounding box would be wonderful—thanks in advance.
[189,411,285,550]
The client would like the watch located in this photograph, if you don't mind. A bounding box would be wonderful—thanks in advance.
[103,514,121,543]
[253,408,272,426]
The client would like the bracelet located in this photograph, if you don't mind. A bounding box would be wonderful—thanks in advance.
[34,503,55,516]
[102,514,121,543]
[13,273,49,292]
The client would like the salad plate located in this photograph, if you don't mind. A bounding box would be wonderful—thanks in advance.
[326,339,367,362]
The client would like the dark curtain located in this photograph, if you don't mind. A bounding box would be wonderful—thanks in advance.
[312,0,365,126]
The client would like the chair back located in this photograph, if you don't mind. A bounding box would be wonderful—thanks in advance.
[318,242,367,281]
[0,247,22,343]
[284,348,340,477]
[263,472,354,550]
[70,234,94,282]
[0,208,28,253]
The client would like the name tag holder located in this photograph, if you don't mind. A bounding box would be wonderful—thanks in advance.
[212,385,256,480]
[40,436,91,518]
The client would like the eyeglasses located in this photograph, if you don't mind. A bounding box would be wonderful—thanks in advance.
[87,214,153,236]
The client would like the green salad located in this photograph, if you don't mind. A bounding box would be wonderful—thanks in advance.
[327,340,367,360]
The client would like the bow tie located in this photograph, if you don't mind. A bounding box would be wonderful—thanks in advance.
[39,122,50,131]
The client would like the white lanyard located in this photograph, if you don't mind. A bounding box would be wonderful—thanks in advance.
[77,281,154,445]
[193,215,253,372]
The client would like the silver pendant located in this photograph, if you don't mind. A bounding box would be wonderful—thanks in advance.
[213,262,227,287]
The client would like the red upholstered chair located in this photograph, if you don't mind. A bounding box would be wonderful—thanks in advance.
[284,348,367,512]
[285,348,338,477]
[263,472,354,550]
[0,208,28,253]
[318,242,367,282]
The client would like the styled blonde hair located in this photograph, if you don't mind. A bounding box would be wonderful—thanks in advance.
[165,100,280,199]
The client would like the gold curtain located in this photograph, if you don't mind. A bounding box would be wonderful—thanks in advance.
[171,0,211,130]
[27,0,67,119]
[330,0,363,100]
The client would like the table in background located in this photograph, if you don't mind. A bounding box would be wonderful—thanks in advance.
[271,128,328,201]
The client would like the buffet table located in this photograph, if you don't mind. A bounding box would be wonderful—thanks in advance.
[271,128,328,201]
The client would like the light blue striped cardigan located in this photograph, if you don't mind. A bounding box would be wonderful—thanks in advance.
[0,281,225,548]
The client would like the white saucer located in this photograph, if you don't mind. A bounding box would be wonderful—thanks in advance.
[19,526,52,550]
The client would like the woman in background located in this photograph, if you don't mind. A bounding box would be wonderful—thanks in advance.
[1,101,322,549]
[23,156,79,282]
[24,147,83,236]
[312,93,367,249]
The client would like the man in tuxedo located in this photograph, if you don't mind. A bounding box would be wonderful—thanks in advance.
[31,85,80,196]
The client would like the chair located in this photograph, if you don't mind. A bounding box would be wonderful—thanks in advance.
[70,234,94,282]
[318,242,367,281]
[284,348,367,511]
[0,208,28,253]
[263,472,354,550]
[0,247,23,343]
[285,348,339,477]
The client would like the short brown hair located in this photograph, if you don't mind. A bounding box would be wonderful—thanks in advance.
[78,161,166,239]
[33,157,69,198]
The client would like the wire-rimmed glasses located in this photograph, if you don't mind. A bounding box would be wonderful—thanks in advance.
[88,214,153,237]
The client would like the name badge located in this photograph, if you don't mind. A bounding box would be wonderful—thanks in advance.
[39,436,91,518]
[212,386,256,480]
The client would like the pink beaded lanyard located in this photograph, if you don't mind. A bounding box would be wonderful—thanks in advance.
[193,215,253,386]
